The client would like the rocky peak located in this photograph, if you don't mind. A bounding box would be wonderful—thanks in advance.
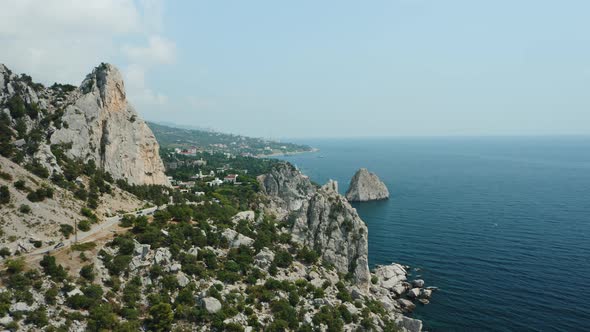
[345,168,389,202]
[80,63,126,113]
[0,62,169,186]
[258,163,316,214]
[259,163,371,291]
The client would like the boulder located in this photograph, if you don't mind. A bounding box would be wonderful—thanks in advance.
[411,279,425,288]
[407,288,421,299]
[418,299,430,305]
[177,272,190,287]
[0,316,13,326]
[154,247,172,265]
[419,289,432,299]
[67,288,84,297]
[10,302,34,312]
[393,284,407,297]
[398,315,423,332]
[133,242,150,259]
[397,298,416,312]
[254,247,275,270]
[222,229,254,248]
[168,263,182,272]
[345,168,389,202]
[373,264,407,290]
[201,297,222,314]
[232,211,255,223]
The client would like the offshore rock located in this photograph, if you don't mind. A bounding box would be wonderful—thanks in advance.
[345,168,389,202]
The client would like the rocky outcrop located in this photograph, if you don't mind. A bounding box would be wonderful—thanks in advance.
[345,168,389,202]
[201,297,222,314]
[50,64,169,185]
[0,63,169,186]
[258,163,370,291]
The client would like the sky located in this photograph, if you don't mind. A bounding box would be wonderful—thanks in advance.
[1,0,590,138]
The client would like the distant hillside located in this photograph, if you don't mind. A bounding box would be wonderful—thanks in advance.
[148,122,315,156]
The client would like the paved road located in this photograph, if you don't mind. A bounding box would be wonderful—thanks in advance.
[26,204,167,257]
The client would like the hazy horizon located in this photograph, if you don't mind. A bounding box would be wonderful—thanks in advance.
[2,1,589,138]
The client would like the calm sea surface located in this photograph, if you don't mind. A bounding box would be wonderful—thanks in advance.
[275,137,590,331]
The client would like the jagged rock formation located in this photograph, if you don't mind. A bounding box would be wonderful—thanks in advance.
[0,63,169,186]
[345,168,389,202]
[258,163,371,291]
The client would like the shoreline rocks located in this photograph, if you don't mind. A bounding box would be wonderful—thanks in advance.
[345,168,389,202]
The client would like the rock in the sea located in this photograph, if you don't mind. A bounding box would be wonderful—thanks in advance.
[201,297,222,313]
[411,279,425,288]
[419,289,432,299]
[345,168,389,202]
[407,288,421,299]
[397,298,416,312]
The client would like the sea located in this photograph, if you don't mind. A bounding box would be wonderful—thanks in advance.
[274,136,590,332]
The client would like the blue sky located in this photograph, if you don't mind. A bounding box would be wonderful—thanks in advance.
[2,0,590,138]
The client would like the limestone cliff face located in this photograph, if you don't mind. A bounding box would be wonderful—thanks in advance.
[345,168,389,202]
[50,64,168,185]
[0,63,169,186]
[259,164,370,291]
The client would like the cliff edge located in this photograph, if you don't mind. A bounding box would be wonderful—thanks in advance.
[258,163,371,291]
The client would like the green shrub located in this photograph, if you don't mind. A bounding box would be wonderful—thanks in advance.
[273,249,293,268]
[297,246,319,264]
[0,171,12,181]
[78,220,91,232]
[14,179,26,190]
[0,185,10,204]
[39,255,67,280]
[6,258,25,274]
[19,204,31,214]
[24,307,48,327]
[0,247,11,258]
[146,303,174,332]
[26,186,53,202]
[71,242,96,251]
[59,224,74,238]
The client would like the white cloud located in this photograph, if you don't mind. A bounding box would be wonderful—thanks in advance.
[122,35,176,65]
[0,0,172,109]
[124,64,168,107]
[0,0,140,38]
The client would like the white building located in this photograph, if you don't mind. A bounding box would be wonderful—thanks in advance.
[206,178,223,187]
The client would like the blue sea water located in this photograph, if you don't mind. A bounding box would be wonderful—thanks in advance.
[275,137,590,331]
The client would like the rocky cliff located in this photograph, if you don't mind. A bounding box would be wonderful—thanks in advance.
[258,163,371,291]
[0,63,169,186]
[345,168,389,202]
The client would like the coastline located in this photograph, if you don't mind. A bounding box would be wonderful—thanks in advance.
[255,147,319,158]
